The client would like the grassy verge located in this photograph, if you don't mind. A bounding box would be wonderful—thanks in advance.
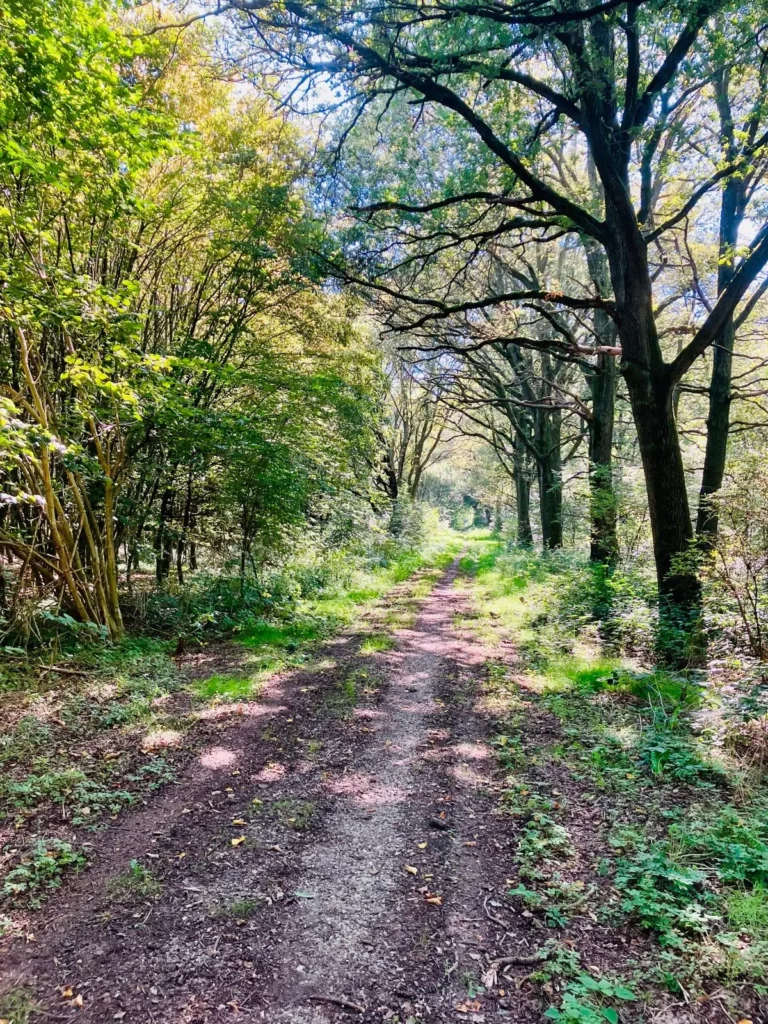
[458,540,768,1022]
[0,524,466,914]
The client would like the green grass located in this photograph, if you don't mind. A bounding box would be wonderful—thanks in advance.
[325,672,361,716]
[238,618,323,649]
[0,988,38,1023]
[215,896,261,919]
[359,632,396,654]
[727,883,768,939]
[194,673,263,701]
[271,799,315,829]
[107,859,162,900]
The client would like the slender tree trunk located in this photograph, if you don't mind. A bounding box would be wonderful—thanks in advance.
[155,488,174,584]
[697,169,743,538]
[696,317,734,538]
[493,497,502,534]
[588,352,618,563]
[585,243,619,563]
[535,403,562,550]
[513,440,533,547]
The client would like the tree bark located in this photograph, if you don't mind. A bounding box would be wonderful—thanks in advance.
[696,74,745,538]
[585,242,619,563]
[513,438,533,547]
[588,352,618,563]
[535,405,562,550]
[621,345,699,608]
[602,189,700,612]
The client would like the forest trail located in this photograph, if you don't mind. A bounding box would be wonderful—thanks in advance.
[1,560,544,1023]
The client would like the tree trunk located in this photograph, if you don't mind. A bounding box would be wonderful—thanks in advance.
[493,497,502,534]
[696,316,734,538]
[535,402,562,550]
[513,441,533,547]
[585,242,619,563]
[155,488,174,584]
[588,352,618,563]
[604,197,700,618]
[696,169,743,538]
[622,359,699,607]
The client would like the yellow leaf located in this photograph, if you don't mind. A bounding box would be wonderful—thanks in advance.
[403,864,418,875]
[425,895,443,906]
[232,818,246,826]
[252,798,263,806]
[61,987,74,999]
[417,842,427,850]
[231,836,246,847]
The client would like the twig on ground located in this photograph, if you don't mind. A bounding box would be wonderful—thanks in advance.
[308,995,365,1013]
[482,947,550,988]
[483,893,508,928]
[40,665,91,676]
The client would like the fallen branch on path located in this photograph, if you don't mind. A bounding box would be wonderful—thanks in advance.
[483,893,508,928]
[308,995,365,1014]
[482,948,550,988]
[40,665,91,677]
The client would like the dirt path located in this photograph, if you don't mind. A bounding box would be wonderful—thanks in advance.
[1,560,541,1024]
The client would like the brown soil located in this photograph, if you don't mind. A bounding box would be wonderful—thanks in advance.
[0,561,733,1024]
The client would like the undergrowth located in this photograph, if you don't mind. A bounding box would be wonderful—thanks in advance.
[461,538,768,1019]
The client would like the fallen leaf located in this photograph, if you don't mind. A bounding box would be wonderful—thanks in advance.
[417,842,427,850]
[231,836,246,847]
[72,994,84,1008]
[404,864,418,875]
[251,798,263,806]
[61,987,74,999]
[231,818,247,826]
[114,1013,126,1021]
[425,894,443,905]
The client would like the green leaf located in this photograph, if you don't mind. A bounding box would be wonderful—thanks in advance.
[613,986,636,1001]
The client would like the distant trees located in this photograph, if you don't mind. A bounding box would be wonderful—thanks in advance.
[372,353,455,506]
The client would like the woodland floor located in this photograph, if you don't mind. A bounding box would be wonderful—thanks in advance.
[0,557,758,1024]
